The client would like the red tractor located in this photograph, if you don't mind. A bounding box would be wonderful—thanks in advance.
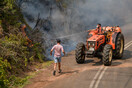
[75,26,124,66]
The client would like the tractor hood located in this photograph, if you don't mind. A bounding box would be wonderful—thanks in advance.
[87,35,105,41]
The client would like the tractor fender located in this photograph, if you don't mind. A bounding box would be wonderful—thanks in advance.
[108,32,121,49]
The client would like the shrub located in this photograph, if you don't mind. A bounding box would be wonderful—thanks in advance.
[0,0,45,87]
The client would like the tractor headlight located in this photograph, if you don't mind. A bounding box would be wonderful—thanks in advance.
[89,43,90,46]
[93,43,95,46]
[88,41,96,48]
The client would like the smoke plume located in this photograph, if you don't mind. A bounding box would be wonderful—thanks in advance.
[18,0,132,59]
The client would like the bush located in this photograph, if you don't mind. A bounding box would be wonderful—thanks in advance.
[0,27,45,87]
[0,57,11,88]
[0,0,45,87]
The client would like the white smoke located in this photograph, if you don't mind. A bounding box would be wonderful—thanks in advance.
[19,0,132,59]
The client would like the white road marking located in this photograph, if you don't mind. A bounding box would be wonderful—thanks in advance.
[125,40,132,47]
[89,40,132,88]
[94,67,107,88]
[125,42,132,49]
[89,66,104,88]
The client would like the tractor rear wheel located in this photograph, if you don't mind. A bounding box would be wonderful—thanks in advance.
[114,33,124,59]
[75,43,85,64]
[103,44,113,66]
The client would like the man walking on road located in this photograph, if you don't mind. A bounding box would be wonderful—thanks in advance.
[50,39,65,76]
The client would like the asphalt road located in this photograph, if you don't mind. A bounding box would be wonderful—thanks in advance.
[43,23,132,88]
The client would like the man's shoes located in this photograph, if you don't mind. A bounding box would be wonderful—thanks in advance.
[59,69,62,73]
[53,71,56,76]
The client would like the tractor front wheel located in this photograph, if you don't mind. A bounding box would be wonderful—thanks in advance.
[103,44,113,66]
[114,33,124,59]
[75,43,85,64]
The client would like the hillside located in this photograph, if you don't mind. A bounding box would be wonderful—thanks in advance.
[0,0,46,88]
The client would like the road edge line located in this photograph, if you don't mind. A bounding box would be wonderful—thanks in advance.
[94,67,107,88]
[90,40,132,88]
[89,66,104,88]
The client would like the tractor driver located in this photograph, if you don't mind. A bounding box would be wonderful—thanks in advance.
[86,23,103,33]
[96,23,102,34]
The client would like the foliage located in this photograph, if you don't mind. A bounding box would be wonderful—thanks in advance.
[0,57,11,88]
[0,0,45,88]
[56,0,75,9]
[0,27,45,88]
[9,75,31,88]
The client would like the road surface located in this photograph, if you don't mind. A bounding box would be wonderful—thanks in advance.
[44,23,132,88]
[24,23,132,88]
